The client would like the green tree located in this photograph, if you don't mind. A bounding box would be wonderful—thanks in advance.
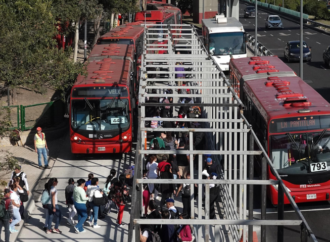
[0,0,84,96]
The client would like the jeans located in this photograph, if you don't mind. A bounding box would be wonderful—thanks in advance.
[74,202,88,232]
[37,148,48,167]
[44,208,49,227]
[88,202,99,225]
[10,208,21,229]
[68,204,77,221]
[173,174,177,179]
[47,204,61,230]
[0,219,10,242]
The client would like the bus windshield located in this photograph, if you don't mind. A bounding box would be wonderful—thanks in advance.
[270,131,330,171]
[209,32,246,56]
[71,99,130,133]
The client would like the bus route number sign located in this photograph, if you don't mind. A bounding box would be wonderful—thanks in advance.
[310,161,327,172]
[111,117,126,124]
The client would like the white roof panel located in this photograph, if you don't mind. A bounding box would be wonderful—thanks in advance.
[202,17,244,33]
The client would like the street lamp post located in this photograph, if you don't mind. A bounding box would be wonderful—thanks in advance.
[300,0,303,79]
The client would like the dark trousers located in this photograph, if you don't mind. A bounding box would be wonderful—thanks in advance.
[161,192,172,208]
[19,204,24,220]
[0,219,10,242]
[182,195,191,216]
[210,187,219,219]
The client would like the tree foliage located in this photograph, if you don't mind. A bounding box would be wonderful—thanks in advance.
[0,0,84,95]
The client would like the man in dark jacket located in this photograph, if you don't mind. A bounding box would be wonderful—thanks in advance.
[202,157,221,179]
[147,201,161,234]
[160,209,176,242]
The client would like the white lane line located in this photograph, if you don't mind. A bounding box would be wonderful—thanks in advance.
[278,38,281,41]
[264,31,267,33]
[306,37,309,39]
[321,65,327,70]
[270,34,273,37]
[253,24,255,26]
[317,42,321,44]
[249,22,251,23]
[288,30,291,32]
[296,33,300,35]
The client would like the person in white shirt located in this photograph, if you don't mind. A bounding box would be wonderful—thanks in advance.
[86,178,103,228]
[9,184,21,233]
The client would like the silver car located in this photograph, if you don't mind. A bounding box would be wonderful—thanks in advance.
[265,15,283,29]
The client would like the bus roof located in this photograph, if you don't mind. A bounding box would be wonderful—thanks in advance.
[202,17,244,33]
[74,44,134,87]
[230,56,296,81]
[99,22,144,41]
[135,10,173,22]
[245,76,330,123]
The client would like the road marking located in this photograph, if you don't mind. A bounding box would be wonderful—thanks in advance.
[305,31,316,35]
[264,31,267,33]
[253,24,255,26]
[304,80,313,83]
[296,33,300,35]
[270,34,273,36]
[278,38,282,41]
[317,42,321,44]
[306,37,309,39]
[257,34,266,37]
[288,30,291,32]
[321,65,327,70]
[279,33,291,36]
[249,22,251,23]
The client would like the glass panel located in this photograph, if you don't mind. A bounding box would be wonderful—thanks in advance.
[209,32,246,56]
[270,132,330,170]
[71,99,130,132]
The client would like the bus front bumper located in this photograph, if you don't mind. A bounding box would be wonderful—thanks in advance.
[70,141,132,154]
[269,185,330,205]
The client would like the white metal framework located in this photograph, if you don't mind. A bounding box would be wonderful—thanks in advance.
[128,24,317,242]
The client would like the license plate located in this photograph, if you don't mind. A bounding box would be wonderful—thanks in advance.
[307,194,317,200]
[98,147,105,151]
[310,161,327,172]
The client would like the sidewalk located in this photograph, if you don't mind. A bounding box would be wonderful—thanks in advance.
[0,136,65,242]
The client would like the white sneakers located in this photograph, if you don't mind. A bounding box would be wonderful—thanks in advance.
[202,170,210,177]
[93,224,101,229]
[85,221,92,226]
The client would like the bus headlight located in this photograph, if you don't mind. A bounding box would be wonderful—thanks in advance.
[123,136,128,140]
[273,184,291,192]
[74,136,78,140]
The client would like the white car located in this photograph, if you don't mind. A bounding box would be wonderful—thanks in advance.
[265,15,283,29]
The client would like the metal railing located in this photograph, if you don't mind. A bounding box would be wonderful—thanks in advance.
[128,24,317,242]
[246,33,274,56]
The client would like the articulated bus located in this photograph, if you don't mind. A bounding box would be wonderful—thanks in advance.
[69,44,135,154]
[202,15,246,71]
[230,56,330,204]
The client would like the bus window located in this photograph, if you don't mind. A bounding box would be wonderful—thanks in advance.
[98,39,133,45]
[209,32,246,55]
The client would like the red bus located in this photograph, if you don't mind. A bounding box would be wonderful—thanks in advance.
[230,56,330,205]
[69,43,135,154]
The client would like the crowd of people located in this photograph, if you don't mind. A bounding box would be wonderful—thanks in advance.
[0,166,132,241]
[139,80,223,242]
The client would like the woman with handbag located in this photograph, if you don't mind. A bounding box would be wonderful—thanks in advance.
[86,178,104,229]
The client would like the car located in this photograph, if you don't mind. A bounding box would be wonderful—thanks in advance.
[265,15,283,29]
[284,41,312,63]
[244,6,255,18]
[323,46,330,67]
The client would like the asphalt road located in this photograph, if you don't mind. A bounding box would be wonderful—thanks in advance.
[240,2,330,103]
[239,2,330,242]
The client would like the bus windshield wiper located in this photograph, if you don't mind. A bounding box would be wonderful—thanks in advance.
[313,129,327,148]
[286,132,299,150]
[84,98,94,111]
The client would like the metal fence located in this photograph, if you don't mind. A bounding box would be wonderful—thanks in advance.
[1,101,66,131]
[128,24,317,242]
[246,33,274,56]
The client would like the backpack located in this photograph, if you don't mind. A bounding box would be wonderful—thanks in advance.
[0,199,9,220]
[41,190,50,207]
[145,229,162,242]
[163,98,170,109]
[152,139,160,150]
[181,184,190,196]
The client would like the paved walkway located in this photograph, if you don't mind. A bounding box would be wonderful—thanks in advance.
[16,134,135,242]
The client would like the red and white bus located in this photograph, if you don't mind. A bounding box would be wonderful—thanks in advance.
[69,44,135,154]
[230,56,330,205]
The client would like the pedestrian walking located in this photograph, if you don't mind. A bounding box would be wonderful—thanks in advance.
[146,155,158,200]
[111,181,129,227]
[176,141,190,179]
[12,177,27,225]
[0,189,13,242]
[177,213,193,242]
[34,127,49,169]
[65,178,77,226]
[142,184,150,217]
[158,164,174,207]
[84,173,94,192]
[45,178,62,234]
[41,183,50,231]
[165,198,179,219]
[146,200,161,234]
[176,173,192,216]
[9,184,21,233]
[86,178,103,228]
[73,179,89,233]
[103,169,118,215]
[160,209,177,242]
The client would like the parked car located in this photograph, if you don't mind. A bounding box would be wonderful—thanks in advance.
[323,46,330,67]
[265,15,283,29]
[284,41,312,62]
[244,6,255,18]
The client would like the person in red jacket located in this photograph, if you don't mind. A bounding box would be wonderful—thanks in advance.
[177,213,193,242]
